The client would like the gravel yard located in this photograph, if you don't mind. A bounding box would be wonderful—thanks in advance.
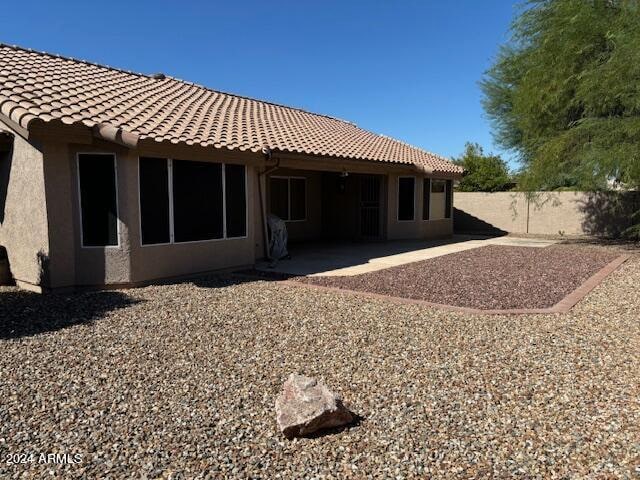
[297,245,620,310]
[0,247,639,478]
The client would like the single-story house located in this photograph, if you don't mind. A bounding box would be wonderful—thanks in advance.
[0,43,463,292]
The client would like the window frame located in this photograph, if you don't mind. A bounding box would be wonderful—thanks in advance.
[137,157,248,247]
[396,175,416,222]
[138,157,172,246]
[76,152,120,249]
[269,175,307,222]
[431,179,446,193]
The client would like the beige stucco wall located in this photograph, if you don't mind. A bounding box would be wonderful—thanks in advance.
[0,121,50,289]
[128,160,258,283]
[4,127,457,289]
[386,173,453,240]
[40,141,134,288]
[36,140,261,288]
[453,191,624,236]
[41,141,76,288]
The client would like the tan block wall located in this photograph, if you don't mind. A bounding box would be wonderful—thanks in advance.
[386,173,453,240]
[454,191,610,236]
[454,192,528,234]
[527,192,587,235]
[0,121,50,288]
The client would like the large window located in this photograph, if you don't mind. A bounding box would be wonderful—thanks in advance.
[225,163,247,238]
[173,160,224,242]
[78,153,118,247]
[422,178,431,220]
[139,157,170,245]
[138,158,246,245]
[397,176,415,221]
[269,176,306,221]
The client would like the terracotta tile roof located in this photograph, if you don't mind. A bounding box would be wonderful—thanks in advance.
[0,44,462,175]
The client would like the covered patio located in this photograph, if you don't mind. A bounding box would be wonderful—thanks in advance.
[255,235,558,276]
[261,155,458,261]
[266,168,388,244]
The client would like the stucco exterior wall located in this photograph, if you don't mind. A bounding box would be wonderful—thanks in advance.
[72,145,134,286]
[0,121,50,289]
[41,141,76,288]
[5,128,457,289]
[128,161,258,283]
[386,173,453,240]
[38,141,261,288]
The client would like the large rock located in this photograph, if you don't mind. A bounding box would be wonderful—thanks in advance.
[275,373,354,439]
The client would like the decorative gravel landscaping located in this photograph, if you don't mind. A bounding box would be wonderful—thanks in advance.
[0,247,638,478]
[297,245,620,310]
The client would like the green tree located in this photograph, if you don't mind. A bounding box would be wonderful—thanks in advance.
[453,142,512,192]
[481,0,640,236]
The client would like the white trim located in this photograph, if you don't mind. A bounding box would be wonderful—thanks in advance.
[269,175,307,222]
[76,152,121,249]
[137,157,249,247]
[396,175,416,222]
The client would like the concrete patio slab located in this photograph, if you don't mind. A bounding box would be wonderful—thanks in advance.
[255,235,559,277]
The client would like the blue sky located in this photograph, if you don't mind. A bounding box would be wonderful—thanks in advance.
[2,1,518,166]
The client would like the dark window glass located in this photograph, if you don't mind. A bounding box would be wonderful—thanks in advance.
[139,157,170,245]
[172,160,223,242]
[445,179,453,219]
[78,154,118,246]
[0,151,10,224]
[423,178,431,220]
[431,179,446,193]
[270,177,289,220]
[289,178,306,221]
[398,177,415,221]
[225,164,246,237]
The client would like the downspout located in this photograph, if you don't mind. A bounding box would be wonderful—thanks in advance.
[258,147,280,260]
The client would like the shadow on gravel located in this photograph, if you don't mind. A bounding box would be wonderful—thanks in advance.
[305,414,365,439]
[558,237,640,252]
[191,274,266,289]
[0,290,140,340]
